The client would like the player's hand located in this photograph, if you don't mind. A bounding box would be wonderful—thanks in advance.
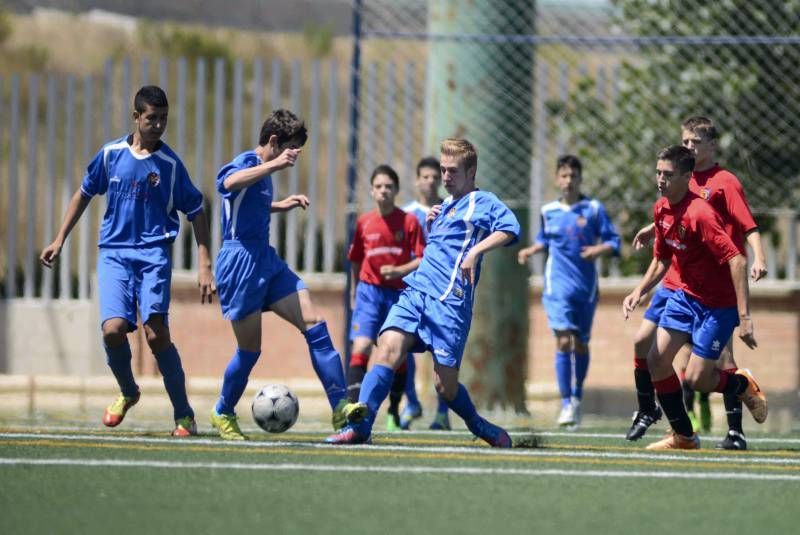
[277,194,310,212]
[271,148,301,171]
[460,251,477,285]
[632,223,655,250]
[426,204,442,231]
[40,240,63,268]
[379,264,403,280]
[750,258,767,282]
[198,265,216,304]
[622,290,642,320]
[517,248,532,265]
[738,317,757,349]
[580,245,603,261]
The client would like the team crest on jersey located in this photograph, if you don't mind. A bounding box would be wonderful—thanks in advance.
[395,230,405,242]
[701,188,711,200]
[448,207,457,218]
[147,172,160,187]
[575,216,587,228]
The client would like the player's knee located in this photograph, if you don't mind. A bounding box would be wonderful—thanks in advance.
[555,336,571,353]
[144,326,171,352]
[101,319,127,347]
[435,380,457,401]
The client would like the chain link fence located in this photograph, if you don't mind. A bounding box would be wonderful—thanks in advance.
[355,0,800,275]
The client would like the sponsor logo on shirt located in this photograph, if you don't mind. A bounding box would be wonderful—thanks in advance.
[665,238,687,250]
[147,172,160,187]
[366,246,403,257]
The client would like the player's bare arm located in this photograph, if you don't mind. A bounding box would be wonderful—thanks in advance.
[728,253,757,349]
[379,257,422,280]
[517,242,545,264]
[40,190,92,268]
[223,147,301,192]
[580,242,615,261]
[623,257,669,319]
[460,230,515,285]
[744,228,768,281]
[189,209,216,304]
[271,194,310,213]
[632,222,656,250]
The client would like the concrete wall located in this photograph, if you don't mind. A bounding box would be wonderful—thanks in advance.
[2,272,798,421]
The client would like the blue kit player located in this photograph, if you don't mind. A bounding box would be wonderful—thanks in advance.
[210,109,348,440]
[41,85,215,436]
[400,156,452,431]
[326,138,520,447]
[518,155,620,428]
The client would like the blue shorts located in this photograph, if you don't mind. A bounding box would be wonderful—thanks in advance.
[350,283,403,342]
[644,286,675,323]
[380,287,471,369]
[215,241,306,321]
[542,293,597,344]
[659,290,739,360]
[97,245,172,331]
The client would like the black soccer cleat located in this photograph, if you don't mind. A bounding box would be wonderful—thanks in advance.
[716,430,747,451]
[625,406,663,441]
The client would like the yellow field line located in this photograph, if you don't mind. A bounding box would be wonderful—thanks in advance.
[3,438,799,473]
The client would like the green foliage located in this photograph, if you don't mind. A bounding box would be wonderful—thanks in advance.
[0,6,11,46]
[302,23,334,58]
[139,23,234,64]
[554,0,800,274]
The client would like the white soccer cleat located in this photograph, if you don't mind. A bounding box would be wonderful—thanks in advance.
[557,402,575,426]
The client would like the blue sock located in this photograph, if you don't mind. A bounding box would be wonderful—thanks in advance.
[357,364,394,434]
[573,352,590,400]
[555,350,572,406]
[304,322,347,409]
[215,348,261,415]
[446,384,481,434]
[154,344,193,420]
[104,340,138,398]
[436,394,449,415]
[403,353,421,407]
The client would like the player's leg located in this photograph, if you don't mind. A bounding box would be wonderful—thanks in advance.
[716,341,745,449]
[139,246,196,436]
[569,299,597,429]
[626,318,662,440]
[269,286,348,428]
[386,355,409,432]
[211,311,262,440]
[346,282,382,402]
[553,330,575,426]
[675,344,699,432]
[97,249,142,428]
[348,337,373,402]
[400,353,425,429]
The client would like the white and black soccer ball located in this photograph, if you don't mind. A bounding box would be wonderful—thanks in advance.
[251,384,300,433]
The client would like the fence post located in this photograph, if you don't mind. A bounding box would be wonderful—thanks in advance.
[23,74,39,299]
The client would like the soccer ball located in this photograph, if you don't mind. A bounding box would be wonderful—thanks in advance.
[251,384,300,433]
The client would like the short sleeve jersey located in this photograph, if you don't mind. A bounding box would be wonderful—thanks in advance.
[662,165,757,290]
[653,192,741,308]
[404,189,520,304]
[537,196,621,302]
[347,207,426,290]
[216,150,273,242]
[80,135,204,248]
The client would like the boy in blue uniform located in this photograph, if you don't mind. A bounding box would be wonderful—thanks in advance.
[210,109,348,440]
[326,138,520,447]
[518,155,620,428]
[400,157,452,431]
[41,86,214,436]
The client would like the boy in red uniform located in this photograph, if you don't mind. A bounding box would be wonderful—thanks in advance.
[623,145,766,450]
[347,164,426,430]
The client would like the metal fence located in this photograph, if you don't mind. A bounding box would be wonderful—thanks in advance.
[2,0,799,301]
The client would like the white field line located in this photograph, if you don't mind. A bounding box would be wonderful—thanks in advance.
[1,431,799,466]
[1,456,799,482]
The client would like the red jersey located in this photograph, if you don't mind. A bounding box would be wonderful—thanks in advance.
[662,165,757,290]
[348,207,425,290]
[653,192,741,308]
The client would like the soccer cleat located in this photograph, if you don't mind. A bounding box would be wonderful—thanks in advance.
[472,418,513,448]
[736,369,768,424]
[386,413,401,432]
[688,411,700,433]
[645,431,700,450]
[210,410,246,441]
[343,402,369,424]
[698,394,712,432]
[557,402,575,427]
[324,425,371,445]
[332,398,349,431]
[569,398,582,429]
[102,391,141,427]
[172,416,198,437]
[716,430,747,451]
[399,403,423,430]
[429,412,451,431]
[625,406,663,441]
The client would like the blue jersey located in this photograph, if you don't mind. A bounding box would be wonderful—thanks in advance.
[537,196,620,302]
[403,200,433,239]
[403,190,520,304]
[80,135,204,248]
[216,150,273,242]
